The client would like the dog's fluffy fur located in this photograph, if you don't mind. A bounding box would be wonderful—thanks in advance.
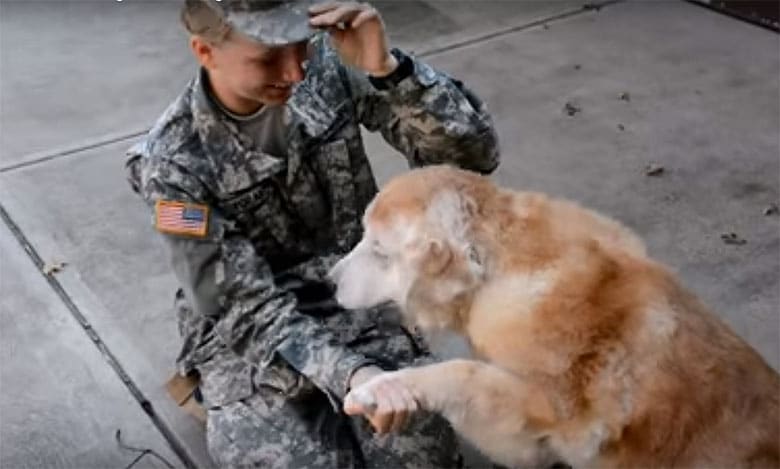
[332,165,779,468]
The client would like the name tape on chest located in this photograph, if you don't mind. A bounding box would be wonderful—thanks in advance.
[155,200,209,237]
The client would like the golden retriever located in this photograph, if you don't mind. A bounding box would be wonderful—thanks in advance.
[329,164,779,468]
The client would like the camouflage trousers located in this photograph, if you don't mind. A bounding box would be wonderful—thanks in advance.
[182,295,463,468]
[205,386,462,468]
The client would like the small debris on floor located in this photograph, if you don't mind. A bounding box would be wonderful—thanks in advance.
[764,203,779,216]
[618,123,626,131]
[543,23,550,30]
[42,260,67,275]
[619,92,631,102]
[116,429,175,469]
[574,64,582,70]
[563,101,581,116]
[583,2,602,11]
[644,163,664,176]
[721,232,747,245]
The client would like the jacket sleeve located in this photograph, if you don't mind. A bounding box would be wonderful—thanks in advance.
[342,47,501,174]
[137,158,375,407]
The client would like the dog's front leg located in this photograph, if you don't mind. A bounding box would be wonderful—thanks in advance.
[345,359,560,468]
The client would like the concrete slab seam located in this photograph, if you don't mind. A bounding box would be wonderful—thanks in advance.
[417,0,626,58]
[0,128,150,174]
[0,201,199,469]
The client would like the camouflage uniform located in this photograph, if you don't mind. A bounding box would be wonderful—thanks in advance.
[126,28,499,468]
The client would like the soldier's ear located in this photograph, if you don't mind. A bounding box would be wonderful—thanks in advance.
[191,36,217,70]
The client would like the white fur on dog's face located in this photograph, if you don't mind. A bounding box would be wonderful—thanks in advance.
[330,189,481,315]
[329,214,423,310]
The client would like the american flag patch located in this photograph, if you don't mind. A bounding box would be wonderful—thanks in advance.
[155,200,209,237]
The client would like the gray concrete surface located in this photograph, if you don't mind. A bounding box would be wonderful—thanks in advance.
[0,0,584,170]
[0,138,214,467]
[0,221,180,469]
[0,1,191,168]
[367,0,780,370]
[1,0,778,468]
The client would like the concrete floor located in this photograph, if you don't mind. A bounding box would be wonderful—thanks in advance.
[1,1,778,468]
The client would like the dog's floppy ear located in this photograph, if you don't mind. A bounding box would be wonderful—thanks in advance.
[421,238,453,275]
[428,189,477,240]
[424,189,486,280]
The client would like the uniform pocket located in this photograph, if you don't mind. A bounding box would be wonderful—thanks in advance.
[218,161,306,254]
[198,348,315,408]
[197,351,256,408]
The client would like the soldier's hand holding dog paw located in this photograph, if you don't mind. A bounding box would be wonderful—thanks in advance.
[345,369,420,434]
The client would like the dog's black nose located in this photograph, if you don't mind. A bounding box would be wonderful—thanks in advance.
[549,463,572,469]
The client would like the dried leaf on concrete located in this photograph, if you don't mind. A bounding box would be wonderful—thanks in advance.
[563,101,581,116]
[644,163,665,176]
[42,261,67,275]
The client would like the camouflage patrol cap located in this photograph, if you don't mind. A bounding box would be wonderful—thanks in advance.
[197,0,319,45]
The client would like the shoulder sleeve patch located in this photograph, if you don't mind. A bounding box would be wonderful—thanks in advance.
[155,200,209,238]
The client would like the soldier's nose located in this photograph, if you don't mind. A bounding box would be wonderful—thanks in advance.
[282,54,305,84]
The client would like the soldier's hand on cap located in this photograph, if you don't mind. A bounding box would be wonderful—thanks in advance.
[308,2,398,78]
[344,368,419,434]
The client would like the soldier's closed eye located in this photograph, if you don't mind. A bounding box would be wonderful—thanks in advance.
[248,53,275,66]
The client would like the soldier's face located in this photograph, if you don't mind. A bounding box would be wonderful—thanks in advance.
[201,31,308,105]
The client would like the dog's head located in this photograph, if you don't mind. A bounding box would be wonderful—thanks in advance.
[329,165,494,330]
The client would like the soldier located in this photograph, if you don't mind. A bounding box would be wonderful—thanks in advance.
[125,0,500,467]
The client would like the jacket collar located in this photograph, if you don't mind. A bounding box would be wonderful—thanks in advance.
[189,67,346,185]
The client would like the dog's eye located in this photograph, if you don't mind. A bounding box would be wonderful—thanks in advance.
[372,246,390,265]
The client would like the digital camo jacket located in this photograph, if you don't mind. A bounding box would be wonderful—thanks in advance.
[125,34,500,409]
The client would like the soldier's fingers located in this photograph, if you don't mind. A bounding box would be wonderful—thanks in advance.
[366,410,388,434]
[349,7,379,29]
[376,381,407,433]
[389,379,419,432]
[343,388,377,416]
[309,3,363,29]
[343,397,364,416]
[372,385,397,434]
[395,380,419,425]
[308,1,339,15]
